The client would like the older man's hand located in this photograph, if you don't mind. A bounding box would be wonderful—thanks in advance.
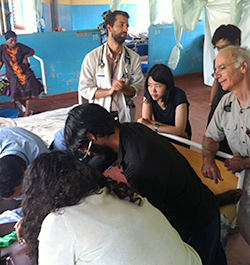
[14,217,23,243]
[202,160,223,184]
[224,153,246,174]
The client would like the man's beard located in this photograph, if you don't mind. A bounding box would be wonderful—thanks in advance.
[112,32,126,45]
[90,143,116,159]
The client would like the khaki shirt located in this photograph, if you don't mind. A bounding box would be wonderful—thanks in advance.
[206,92,250,246]
[205,92,250,157]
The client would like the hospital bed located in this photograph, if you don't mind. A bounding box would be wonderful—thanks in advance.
[0,108,244,225]
[160,133,245,227]
[0,105,75,147]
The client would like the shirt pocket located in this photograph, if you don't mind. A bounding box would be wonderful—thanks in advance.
[96,73,107,88]
[222,121,239,147]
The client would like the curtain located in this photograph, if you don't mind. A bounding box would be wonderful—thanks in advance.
[110,0,122,11]
[110,0,157,24]
[168,20,183,70]
[148,0,158,25]
[168,0,207,70]
[32,0,45,31]
[172,0,207,32]
[230,0,244,25]
[203,0,249,86]
[203,0,231,86]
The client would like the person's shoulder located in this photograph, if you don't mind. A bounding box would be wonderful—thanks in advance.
[0,126,20,134]
[121,122,156,141]
[85,45,103,60]
[89,45,103,54]
[4,126,44,143]
[0,127,17,141]
[39,209,67,238]
[124,45,140,59]
[121,122,141,136]
[121,122,146,131]
[97,22,105,30]
[172,87,187,101]
[0,44,6,52]
[212,92,234,116]
[220,92,235,104]
[17,43,29,48]
[174,86,186,95]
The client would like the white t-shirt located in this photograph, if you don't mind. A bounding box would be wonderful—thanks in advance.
[38,189,201,265]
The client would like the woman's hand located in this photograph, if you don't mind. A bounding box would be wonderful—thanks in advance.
[137,118,153,127]
[22,56,29,65]
[22,49,35,66]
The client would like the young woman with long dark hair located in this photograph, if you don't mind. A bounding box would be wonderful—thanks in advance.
[21,151,201,265]
[138,64,191,139]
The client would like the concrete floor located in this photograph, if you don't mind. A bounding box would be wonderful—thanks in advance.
[1,72,250,264]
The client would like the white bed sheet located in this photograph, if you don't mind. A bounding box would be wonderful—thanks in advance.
[0,105,77,147]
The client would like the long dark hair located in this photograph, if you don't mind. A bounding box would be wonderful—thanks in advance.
[144,64,175,106]
[22,151,141,264]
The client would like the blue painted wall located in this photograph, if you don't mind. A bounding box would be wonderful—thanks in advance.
[72,4,108,30]
[0,3,205,104]
[0,30,100,103]
[148,21,204,75]
[43,2,53,32]
[58,4,73,31]
[59,3,139,31]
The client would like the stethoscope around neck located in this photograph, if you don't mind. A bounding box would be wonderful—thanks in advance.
[98,45,131,77]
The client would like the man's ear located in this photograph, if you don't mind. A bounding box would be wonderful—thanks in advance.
[235,39,240,46]
[106,24,111,33]
[86,133,96,141]
[241,60,249,73]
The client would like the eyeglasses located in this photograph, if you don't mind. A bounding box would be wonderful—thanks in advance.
[79,140,93,161]
[211,62,235,78]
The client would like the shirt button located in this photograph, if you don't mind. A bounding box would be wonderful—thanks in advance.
[243,141,245,144]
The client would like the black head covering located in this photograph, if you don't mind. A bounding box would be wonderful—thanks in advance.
[4,30,17,41]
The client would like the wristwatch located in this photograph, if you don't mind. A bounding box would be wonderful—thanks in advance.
[155,123,160,132]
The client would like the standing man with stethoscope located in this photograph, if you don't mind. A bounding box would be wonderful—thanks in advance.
[78,10,144,123]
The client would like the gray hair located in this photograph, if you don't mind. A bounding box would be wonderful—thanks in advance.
[220,45,250,73]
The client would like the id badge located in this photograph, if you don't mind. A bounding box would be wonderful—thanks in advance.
[96,73,106,79]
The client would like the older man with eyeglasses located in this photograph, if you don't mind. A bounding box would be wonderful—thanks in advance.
[208,24,241,122]
[207,25,241,157]
[202,45,250,245]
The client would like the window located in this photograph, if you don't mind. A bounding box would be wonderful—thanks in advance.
[155,0,174,24]
[8,0,37,34]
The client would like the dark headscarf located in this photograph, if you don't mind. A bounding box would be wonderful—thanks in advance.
[4,30,16,41]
